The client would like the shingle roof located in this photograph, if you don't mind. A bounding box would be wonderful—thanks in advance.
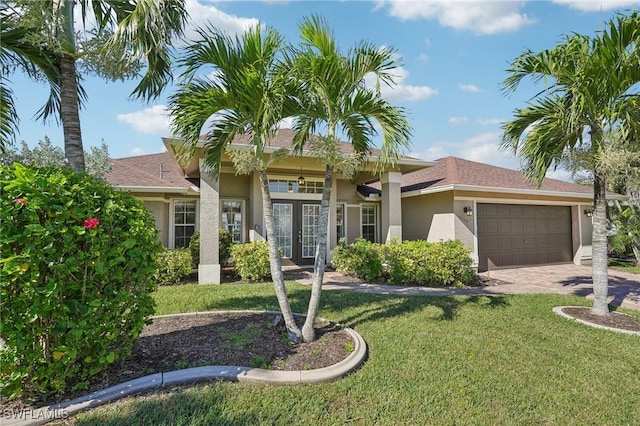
[106,152,191,189]
[364,156,593,195]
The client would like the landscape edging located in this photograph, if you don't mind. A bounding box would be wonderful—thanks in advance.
[5,310,367,426]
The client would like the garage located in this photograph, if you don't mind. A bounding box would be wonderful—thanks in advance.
[477,203,573,271]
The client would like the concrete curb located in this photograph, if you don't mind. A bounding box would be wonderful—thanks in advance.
[552,306,640,336]
[3,311,367,426]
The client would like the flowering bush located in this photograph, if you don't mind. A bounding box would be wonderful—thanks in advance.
[0,164,161,400]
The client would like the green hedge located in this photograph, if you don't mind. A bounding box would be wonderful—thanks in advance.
[0,164,161,400]
[153,249,192,285]
[188,229,233,267]
[231,241,271,282]
[332,239,476,287]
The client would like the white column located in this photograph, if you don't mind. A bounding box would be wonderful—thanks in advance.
[198,160,220,284]
[381,171,403,243]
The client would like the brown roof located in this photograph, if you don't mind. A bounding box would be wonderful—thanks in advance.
[365,156,593,195]
[106,152,191,189]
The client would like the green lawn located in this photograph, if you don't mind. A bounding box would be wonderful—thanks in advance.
[74,282,640,425]
[609,259,640,274]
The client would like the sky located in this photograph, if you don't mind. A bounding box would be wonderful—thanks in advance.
[8,0,640,181]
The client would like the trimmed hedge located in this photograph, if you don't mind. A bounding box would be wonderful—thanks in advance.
[0,164,161,400]
[153,249,192,285]
[231,241,271,282]
[332,238,476,287]
[188,229,233,267]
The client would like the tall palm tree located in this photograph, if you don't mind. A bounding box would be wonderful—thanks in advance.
[501,12,640,315]
[5,0,187,171]
[169,24,304,341]
[289,16,412,341]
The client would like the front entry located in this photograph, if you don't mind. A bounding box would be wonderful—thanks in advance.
[273,200,320,266]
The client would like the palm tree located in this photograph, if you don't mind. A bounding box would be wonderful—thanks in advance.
[169,24,304,341]
[5,0,187,171]
[0,8,61,152]
[289,16,412,341]
[501,12,640,315]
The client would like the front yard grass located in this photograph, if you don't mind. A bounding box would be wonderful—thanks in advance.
[74,282,640,425]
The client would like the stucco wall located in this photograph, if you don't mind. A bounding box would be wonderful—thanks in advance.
[144,200,169,247]
[337,179,361,204]
[401,191,453,241]
[220,173,250,198]
[346,205,361,244]
[453,199,475,252]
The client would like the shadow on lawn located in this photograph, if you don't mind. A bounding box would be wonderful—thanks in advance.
[201,285,509,328]
[74,385,255,426]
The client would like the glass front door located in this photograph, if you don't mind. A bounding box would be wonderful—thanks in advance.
[273,200,320,265]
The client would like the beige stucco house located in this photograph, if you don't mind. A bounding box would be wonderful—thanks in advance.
[106,129,608,284]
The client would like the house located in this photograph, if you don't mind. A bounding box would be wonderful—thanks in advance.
[106,129,611,283]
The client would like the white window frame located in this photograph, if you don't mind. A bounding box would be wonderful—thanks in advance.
[360,203,378,243]
[220,199,246,244]
[169,199,199,249]
[336,202,346,242]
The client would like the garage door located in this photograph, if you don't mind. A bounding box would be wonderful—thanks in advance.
[477,204,573,272]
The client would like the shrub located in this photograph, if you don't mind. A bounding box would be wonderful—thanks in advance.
[382,240,475,287]
[332,238,475,287]
[231,241,271,282]
[153,249,193,285]
[188,229,233,267]
[0,164,161,400]
[331,238,383,281]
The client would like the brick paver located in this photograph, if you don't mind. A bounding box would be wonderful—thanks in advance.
[295,264,640,310]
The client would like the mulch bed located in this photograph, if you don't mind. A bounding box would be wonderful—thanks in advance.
[1,311,353,412]
[561,307,640,332]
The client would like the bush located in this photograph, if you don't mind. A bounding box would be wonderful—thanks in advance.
[231,241,271,282]
[188,229,233,267]
[332,239,475,287]
[153,249,192,285]
[331,238,383,281]
[0,164,161,400]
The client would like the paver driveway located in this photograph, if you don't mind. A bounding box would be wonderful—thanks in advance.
[295,264,640,310]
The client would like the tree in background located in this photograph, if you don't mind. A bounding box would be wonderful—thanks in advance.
[3,0,187,172]
[287,15,412,341]
[502,12,640,315]
[0,136,111,180]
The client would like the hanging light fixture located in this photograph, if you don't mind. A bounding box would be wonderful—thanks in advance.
[297,167,305,186]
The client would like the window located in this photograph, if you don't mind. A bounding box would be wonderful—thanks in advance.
[174,200,197,248]
[336,204,345,241]
[221,200,243,244]
[361,204,377,242]
[268,179,323,194]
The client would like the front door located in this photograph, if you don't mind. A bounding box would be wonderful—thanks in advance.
[273,200,320,265]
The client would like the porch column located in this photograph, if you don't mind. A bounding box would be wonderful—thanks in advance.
[198,160,220,284]
[381,171,403,243]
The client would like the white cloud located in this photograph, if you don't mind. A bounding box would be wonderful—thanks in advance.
[459,83,481,93]
[551,0,640,11]
[449,116,468,125]
[545,168,573,182]
[410,145,449,161]
[131,147,146,156]
[476,118,504,126]
[366,66,438,101]
[182,0,260,44]
[417,53,429,62]
[279,117,296,129]
[117,105,171,135]
[377,0,535,34]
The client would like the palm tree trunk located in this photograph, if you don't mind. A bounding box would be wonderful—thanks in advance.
[591,172,609,315]
[258,170,302,341]
[302,164,333,342]
[59,53,85,172]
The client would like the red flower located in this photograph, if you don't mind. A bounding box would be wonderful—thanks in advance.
[84,218,100,229]
[14,198,27,205]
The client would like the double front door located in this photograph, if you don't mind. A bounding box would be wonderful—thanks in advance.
[272,200,320,265]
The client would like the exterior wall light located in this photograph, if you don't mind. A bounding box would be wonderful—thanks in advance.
[298,167,305,185]
[584,208,593,217]
[463,206,473,216]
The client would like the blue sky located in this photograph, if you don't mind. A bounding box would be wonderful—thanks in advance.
[9,0,640,180]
